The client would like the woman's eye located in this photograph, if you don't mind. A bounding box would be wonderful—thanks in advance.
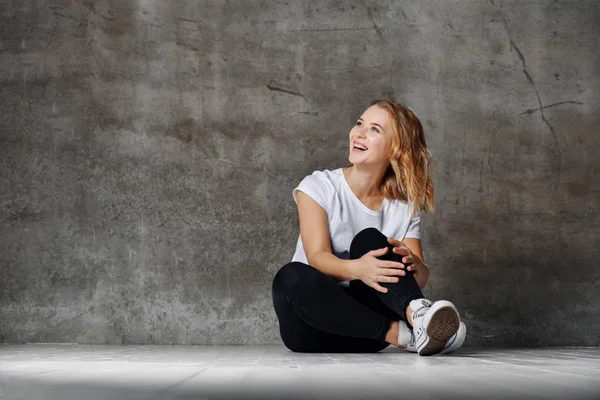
[371,127,379,133]
[356,121,362,126]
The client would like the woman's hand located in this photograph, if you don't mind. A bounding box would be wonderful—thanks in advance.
[386,237,428,284]
[352,247,407,293]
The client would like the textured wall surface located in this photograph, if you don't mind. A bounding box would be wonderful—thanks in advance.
[1,0,599,346]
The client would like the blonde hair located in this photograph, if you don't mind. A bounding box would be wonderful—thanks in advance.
[349,99,435,217]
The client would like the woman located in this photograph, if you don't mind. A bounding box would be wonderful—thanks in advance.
[271,100,467,355]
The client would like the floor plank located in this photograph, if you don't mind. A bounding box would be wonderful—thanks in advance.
[0,345,598,399]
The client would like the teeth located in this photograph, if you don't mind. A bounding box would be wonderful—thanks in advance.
[354,145,367,151]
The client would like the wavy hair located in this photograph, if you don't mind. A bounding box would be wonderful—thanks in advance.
[349,99,435,217]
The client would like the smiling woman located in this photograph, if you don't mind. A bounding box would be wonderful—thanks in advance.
[271,99,466,356]
[347,100,435,218]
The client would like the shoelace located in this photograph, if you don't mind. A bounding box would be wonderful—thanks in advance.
[412,305,431,343]
[413,305,430,320]
[409,330,416,347]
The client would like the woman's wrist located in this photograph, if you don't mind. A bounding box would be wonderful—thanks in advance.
[414,262,430,289]
[347,259,362,281]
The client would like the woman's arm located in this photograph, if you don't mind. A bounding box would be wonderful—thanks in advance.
[401,237,430,289]
[296,191,359,281]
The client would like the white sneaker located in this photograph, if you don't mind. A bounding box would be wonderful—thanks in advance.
[399,320,467,354]
[408,298,460,356]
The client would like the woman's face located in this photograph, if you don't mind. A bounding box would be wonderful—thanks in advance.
[348,105,394,167]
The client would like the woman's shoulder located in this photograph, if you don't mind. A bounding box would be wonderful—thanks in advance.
[296,168,343,199]
[303,167,342,184]
[386,197,416,216]
[293,168,342,208]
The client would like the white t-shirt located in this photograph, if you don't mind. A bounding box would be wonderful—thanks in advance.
[291,167,421,286]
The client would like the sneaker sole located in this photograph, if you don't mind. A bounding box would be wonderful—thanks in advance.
[440,322,467,355]
[419,306,460,356]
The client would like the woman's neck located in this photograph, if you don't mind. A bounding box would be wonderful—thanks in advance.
[343,165,385,199]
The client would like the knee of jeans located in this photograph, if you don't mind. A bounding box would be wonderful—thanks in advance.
[350,227,388,257]
[355,227,385,242]
[272,262,310,294]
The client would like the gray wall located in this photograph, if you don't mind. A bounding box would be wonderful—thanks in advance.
[1,0,599,346]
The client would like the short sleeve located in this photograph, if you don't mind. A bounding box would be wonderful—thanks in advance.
[292,171,333,214]
[404,214,421,239]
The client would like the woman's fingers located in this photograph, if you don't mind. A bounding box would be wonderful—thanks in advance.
[386,237,402,247]
[378,261,405,270]
[390,261,406,269]
[392,246,410,256]
[378,268,404,277]
[368,247,388,256]
[376,274,400,282]
[372,274,399,292]
[385,266,405,276]
[373,283,389,293]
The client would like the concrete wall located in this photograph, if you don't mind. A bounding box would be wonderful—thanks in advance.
[1,0,598,346]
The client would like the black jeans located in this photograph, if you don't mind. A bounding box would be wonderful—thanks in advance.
[272,227,424,353]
